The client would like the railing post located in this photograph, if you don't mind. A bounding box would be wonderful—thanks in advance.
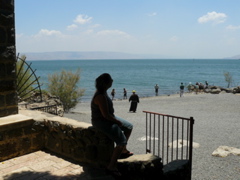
[189,117,195,179]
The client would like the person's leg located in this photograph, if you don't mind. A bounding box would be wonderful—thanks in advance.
[107,145,124,173]
[115,116,133,154]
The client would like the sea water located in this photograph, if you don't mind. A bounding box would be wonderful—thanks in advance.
[29,59,240,102]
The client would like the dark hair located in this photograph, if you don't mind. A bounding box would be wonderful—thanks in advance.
[95,73,113,93]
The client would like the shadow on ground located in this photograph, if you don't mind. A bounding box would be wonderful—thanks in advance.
[3,171,88,180]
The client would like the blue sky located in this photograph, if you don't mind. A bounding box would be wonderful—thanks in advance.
[15,0,240,58]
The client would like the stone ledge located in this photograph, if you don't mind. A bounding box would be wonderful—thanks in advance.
[19,109,91,129]
[118,154,164,179]
[163,160,190,180]
[0,114,33,131]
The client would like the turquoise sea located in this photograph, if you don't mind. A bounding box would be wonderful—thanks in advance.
[29,59,240,102]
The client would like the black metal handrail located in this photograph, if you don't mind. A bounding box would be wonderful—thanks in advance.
[30,105,58,115]
[143,110,194,168]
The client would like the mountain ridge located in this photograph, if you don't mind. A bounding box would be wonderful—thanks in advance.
[22,51,164,60]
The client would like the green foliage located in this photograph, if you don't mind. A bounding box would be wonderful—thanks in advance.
[47,69,85,112]
[223,72,233,88]
[16,55,34,100]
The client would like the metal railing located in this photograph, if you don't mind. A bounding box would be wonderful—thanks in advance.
[30,105,58,115]
[143,111,194,167]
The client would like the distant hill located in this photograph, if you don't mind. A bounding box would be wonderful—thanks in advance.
[224,54,240,59]
[22,51,164,60]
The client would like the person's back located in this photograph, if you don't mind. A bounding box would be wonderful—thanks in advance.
[91,92,114,122]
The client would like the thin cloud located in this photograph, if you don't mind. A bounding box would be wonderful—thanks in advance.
[67,24,78,31]
[97,30,131,38]
[35,29,63,37]
[198,11,227,24]
[148,12,157,17]
[74,14,92,25]
[226,25,240,30]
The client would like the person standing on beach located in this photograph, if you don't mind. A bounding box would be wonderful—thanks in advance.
[129,90,139,112]
[154,84,159,96]
[123,88,127,99]
[111,89,115,100]
[180,82,185,97]
[91,73,133,177]
[195,82,199,94]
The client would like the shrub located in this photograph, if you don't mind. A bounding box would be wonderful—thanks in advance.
[223,72,233,88]
[47,69,85,112]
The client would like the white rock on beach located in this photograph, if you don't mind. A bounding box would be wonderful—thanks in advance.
[212,146,240,157]
[168,140,200,149]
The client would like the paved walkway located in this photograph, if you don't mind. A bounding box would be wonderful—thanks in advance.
[0,151,87,180]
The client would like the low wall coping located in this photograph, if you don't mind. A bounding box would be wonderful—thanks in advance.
[0,114,34,131]
[19,109,91,129]
[0,114,32,125]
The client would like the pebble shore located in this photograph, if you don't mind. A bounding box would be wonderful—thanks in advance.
[65,92,240,180]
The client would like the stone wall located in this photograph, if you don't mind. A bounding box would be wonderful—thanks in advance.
[0,0,18,117]
[0,114,44,161]
[0,112,114,167]
[38,120,114,167]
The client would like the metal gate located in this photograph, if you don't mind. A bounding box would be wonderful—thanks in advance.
[143,110,194,167]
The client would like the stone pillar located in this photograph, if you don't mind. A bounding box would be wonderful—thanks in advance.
[0,0,18,117]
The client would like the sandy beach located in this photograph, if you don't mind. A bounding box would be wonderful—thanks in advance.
[65,92,240,180]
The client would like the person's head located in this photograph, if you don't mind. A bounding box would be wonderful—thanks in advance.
[132,90,136,94]
[95,73,113,93]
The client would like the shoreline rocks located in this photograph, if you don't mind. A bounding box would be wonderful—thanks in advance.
[204,86,240,94]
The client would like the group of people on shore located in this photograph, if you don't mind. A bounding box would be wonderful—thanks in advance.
[154,81,209,97]
[111,88,140,113]
[179,81,209,97]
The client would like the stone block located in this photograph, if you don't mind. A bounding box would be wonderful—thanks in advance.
[6,92,17,106]
[31,133,45,150]
[73,147,85,159]
[0,141,17,161]
[45,135,61,152]
[0,46,15,61]
[19,137,31,152]
[118,154,164,179]
[163,160,190,180]
[7,27,15,44]
[4,106,18,116]
[0,109,8,117]
[0,0,14,11]
[0,95,5,107]
[5,62,16,77]
[0,63,6,77]
[4,127,23,139]
[0,80,15,92]
[0,27,6,44]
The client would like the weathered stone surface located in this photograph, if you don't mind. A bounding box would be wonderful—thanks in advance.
[168,139,200,149]
[118,154,164,179]
[210,88,221,94]
[233,86,240,93]
[0,0,17,117]
[212,146,240,157]
[163,160,191,180]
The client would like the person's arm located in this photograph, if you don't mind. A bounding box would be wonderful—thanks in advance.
[94,94,122,126]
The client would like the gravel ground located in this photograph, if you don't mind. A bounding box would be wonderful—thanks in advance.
[65,92,240,180]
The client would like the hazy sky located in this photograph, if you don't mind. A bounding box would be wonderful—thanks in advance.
[15,0,240,58]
